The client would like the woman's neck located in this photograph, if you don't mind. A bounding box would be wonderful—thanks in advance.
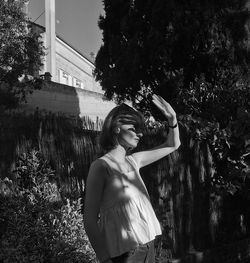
[107,145,127,163]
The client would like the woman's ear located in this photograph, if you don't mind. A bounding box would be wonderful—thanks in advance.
[114,127,120,134]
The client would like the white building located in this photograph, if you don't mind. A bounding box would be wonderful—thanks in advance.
[23,0,116,123]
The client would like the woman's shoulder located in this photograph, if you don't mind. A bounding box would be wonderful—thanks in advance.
[88,158,110,180]
[90,157,108,169]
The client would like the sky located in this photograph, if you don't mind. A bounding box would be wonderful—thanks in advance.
[27,0,104,60]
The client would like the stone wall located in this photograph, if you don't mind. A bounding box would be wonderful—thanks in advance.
[21,81,116,121]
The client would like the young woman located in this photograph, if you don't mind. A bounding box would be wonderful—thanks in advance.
[84,94,180,263]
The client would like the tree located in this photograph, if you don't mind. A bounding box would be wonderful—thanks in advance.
[95,0,250,119]
[0,0,44,110]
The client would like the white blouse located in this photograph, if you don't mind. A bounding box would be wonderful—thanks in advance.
[98,155,162,258]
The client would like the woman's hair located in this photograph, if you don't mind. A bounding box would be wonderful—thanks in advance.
[99,103,144,153]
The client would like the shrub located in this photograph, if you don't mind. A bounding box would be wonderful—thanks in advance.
[0,150,96,263]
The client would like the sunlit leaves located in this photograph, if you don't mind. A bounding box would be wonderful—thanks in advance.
[0,0,44,109]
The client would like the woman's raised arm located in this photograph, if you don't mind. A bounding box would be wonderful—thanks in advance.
[132,94,181,168]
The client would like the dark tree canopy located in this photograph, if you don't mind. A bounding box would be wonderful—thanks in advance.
[0,0,44,109]
[95,0,250,122]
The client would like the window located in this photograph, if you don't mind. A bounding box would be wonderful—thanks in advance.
[59,69,69,85]
[73,77,82,89]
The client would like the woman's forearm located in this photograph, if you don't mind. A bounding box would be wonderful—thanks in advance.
[151,95,180,149]
[166,116,181,148]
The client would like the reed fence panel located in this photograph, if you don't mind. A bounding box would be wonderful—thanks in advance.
[0,112,248,260]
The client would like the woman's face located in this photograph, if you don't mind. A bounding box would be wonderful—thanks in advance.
[117,124,143,149]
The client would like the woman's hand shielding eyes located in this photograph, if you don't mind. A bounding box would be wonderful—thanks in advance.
[152,94,177,122]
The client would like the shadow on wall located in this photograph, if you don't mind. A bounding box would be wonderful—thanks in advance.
[22,77,81,116]
[21,78,116,122]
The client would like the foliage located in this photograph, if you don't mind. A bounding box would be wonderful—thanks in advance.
[178,111,250,196]
[95,0,250,105]
[177,74,250,126]
[0,150,96,263]
[0,0,44,110]
[12,150,57,197]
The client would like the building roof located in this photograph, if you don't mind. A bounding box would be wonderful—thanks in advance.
[30,22,96,65]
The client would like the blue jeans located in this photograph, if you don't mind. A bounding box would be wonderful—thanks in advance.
[111,240,155,263]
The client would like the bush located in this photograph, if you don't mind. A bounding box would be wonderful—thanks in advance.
[0,150,96,263]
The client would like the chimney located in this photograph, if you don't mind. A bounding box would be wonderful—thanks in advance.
[45,0,56,81]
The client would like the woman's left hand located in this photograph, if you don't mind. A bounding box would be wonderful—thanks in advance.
[152,94,177,122]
